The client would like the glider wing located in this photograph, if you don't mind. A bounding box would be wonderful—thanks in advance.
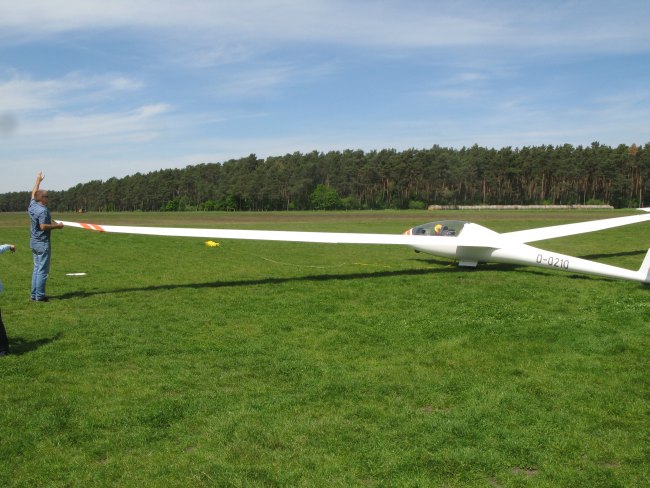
[57,221,427,246]
[501,209,650,243]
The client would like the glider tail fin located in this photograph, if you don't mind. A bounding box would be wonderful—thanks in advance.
[639,248,650,283]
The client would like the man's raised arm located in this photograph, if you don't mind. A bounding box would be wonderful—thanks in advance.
[31,172,44,200]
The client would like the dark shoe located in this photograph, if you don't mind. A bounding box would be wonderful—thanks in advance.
[32,297,49,302]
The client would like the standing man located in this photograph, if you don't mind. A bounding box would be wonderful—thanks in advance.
[28,172,64,302]
[0,243,16,356]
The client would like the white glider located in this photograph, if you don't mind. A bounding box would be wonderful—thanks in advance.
[58,209,650,283]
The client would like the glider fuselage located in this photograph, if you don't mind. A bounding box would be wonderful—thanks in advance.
[403,219,650,283]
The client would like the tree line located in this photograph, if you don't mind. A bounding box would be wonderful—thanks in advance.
[1,142,648,212]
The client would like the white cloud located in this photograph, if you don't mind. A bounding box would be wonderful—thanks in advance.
[2,1,648,54]
[0,71,144,112]
[0,71,161,160]
[106,76,144,92]
[20,104,171,143]
[212,61,336,99]
[425,88,483,100]
[0,73,72,111]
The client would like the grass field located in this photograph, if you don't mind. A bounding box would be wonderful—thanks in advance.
[0,209,648,487]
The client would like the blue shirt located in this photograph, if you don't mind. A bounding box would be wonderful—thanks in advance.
[0,244,11,293]
[28,198,52,250]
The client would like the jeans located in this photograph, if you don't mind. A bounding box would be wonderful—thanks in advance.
[31,247,51,300]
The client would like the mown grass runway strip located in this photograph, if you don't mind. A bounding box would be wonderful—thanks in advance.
[1,210,648,486]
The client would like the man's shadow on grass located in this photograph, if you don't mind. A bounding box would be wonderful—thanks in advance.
[9,333,62,356]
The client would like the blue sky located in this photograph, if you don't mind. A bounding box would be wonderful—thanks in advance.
[1,0,649,193]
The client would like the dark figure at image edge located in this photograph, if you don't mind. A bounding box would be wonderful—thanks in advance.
[0,244,16,356]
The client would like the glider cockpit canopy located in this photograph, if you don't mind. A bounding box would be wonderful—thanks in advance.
[406,220,466,237]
